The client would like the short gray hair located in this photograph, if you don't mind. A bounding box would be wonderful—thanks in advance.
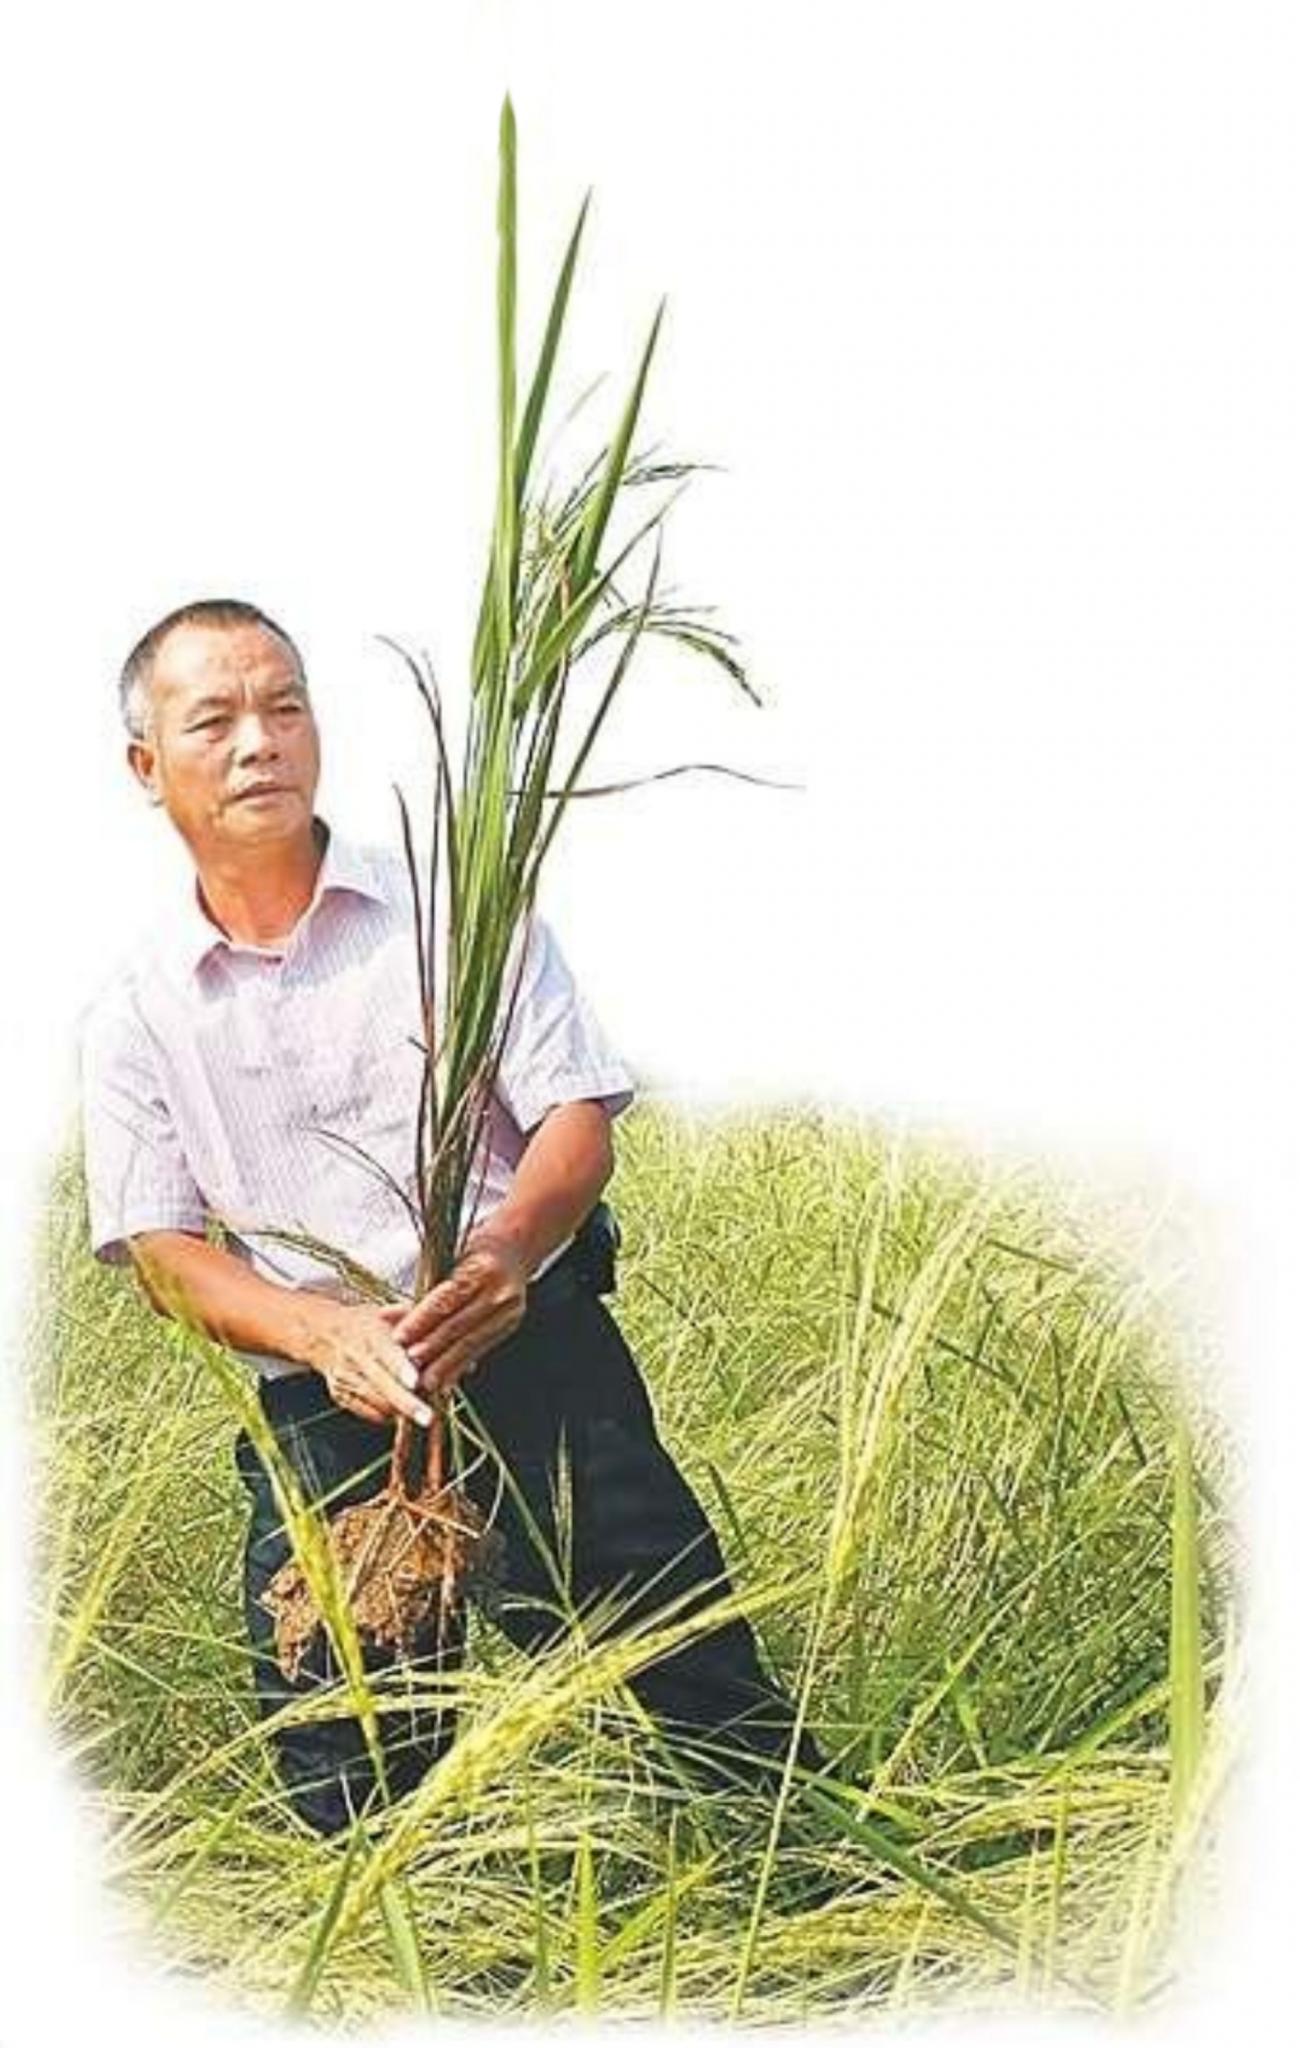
[119,598,307,739]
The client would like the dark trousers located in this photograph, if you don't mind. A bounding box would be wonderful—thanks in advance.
[234,1267,824,1835]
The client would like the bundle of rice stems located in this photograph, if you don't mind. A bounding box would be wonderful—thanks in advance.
[261,97,755,1681]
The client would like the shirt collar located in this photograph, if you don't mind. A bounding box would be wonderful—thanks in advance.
[172,817,392,980]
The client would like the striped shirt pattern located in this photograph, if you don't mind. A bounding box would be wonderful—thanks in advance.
[79,821,635,1376]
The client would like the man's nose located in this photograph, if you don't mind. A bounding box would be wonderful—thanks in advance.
[231,712,280,761]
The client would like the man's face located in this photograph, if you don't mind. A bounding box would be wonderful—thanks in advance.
[128,621,321,865]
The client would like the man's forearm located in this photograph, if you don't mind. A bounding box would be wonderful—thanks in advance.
[466,1099,614,1276]
[131,1230,434,1425]
[129,1229,341,1369]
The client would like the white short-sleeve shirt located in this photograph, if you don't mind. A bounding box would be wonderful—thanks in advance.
[79,819,634,1375]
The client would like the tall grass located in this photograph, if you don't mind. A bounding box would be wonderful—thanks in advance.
[364,96,753,1319]
[30,1105,1234,2026]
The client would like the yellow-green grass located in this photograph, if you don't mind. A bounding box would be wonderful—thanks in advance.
[29,1104,1235,2027]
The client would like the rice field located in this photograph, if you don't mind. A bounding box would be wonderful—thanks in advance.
[29,1102,1235,2028]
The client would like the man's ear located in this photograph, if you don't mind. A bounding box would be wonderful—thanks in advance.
[127,738,163,806]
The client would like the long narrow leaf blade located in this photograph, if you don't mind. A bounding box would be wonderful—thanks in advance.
[516,191,591,498]
[573,1828,601,2014]
[1169,1412,1206,1823]
[471,94,520,697]
[571,299,666,590]
[493,95,520,670]
[287,1824,365,2015]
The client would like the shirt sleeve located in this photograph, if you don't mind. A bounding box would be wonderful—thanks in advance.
[492,913,636,1136]
[79,980,208,1265]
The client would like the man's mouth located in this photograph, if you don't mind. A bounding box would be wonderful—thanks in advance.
[231,784,290,802]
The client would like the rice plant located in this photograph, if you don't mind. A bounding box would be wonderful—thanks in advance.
[231,93,759,1658]
[30,1106,1236,2027]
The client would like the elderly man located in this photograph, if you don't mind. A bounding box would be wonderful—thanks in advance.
[80,596,823,1837]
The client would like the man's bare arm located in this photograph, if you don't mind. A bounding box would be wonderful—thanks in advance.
[470,1096,615,1275]
[386,1099,616,1390]
[128,1230,434,1427]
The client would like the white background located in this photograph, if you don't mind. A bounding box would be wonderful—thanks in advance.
[1,2,1295,2041]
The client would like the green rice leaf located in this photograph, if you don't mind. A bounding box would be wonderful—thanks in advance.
[287,1822,365,2015]
[570,299,666,591]
[1169,1412,1206,1824]
[379,1874,432,2011]
[515,190,591,499]
[573,1826,601,2012]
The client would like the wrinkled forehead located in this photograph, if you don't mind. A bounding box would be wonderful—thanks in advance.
[149,621,308,713]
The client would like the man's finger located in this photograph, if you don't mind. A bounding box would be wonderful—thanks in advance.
[419,1305,519,1389]
[404,1298,487,1370]
[343,1393,389,1425]
[326,1375,386,1425]
[356,1356,435,1427]
[407,1294,523,1371]
[392,1256,499,1347]
[352,1329,421,1393]
[423,1343,480,1395]
[390,1294,455,1349]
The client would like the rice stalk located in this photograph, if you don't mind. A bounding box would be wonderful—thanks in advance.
[247,94,756,1670]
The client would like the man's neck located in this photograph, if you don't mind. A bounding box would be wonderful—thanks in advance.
[194,817,328,948]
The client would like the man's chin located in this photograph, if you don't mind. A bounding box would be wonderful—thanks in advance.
[223,793,311,840]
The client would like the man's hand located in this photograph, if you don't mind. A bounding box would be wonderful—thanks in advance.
[375,1100,615,1397]
[301,1300,437,1427]
[381,1234,530,1396]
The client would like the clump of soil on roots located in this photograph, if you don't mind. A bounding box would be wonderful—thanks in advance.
[262,1412,504,1679]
